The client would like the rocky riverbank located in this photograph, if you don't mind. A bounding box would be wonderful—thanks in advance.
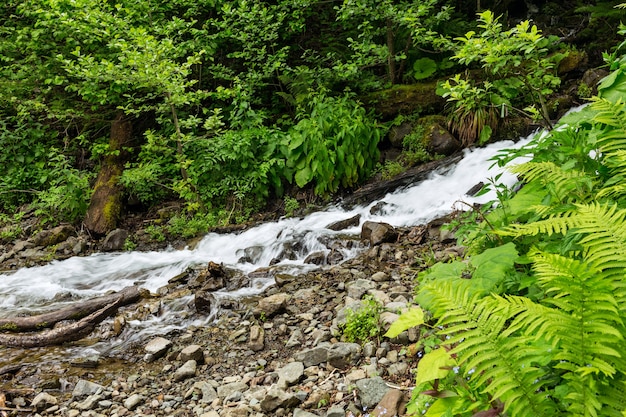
[0,215,461,417]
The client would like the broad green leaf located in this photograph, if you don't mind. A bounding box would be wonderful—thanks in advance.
[415,347,455,386]
[294,167,312,187]
[384,307,425,338]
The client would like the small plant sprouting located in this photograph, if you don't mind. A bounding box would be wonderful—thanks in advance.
[341,296,382,344]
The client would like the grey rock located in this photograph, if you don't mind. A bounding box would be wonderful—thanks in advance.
[361,221,398,246]
[371,389,406,417]
[31,224,75,247]
[249,324,265,352]
[370,271,390,282]
[326,405,346,417]
[255,293,289,317]
[335,300,365,327]
[123,393,144,411]
[195,289,216,313]
[426,123,462,156]
[327,343,361,369]
[101,228,129,252]
[144,336,172,362]
[294,345,329,367]
[356,376,391,408]
[278,361,304,386]
[173,359,197,381]
[185,381,218,403]
[72,379,105,399]
[31,392,58,411]
[217,382,249,400]
[346,279,376,299]
[293,409,319,417]
[285,329,303,348]
[180,344,204,364]
[260,385,301,412]
[76,394,101,411]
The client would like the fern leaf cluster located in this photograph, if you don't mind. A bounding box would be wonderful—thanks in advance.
[400,60,626,417]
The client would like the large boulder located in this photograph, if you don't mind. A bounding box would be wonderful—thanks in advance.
[361,221,398,246]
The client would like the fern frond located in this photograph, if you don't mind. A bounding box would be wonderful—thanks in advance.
[509,161,594,202]
[421,281,557,416]
[499,210,575,237]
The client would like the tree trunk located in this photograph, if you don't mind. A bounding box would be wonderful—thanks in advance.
[386,18,397,85]
[0,287,144,348]
[84,112,132,235]
[0,286,142,332]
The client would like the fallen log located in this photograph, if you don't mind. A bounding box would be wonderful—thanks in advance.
[0,286,142,332]
[0,293,132,348]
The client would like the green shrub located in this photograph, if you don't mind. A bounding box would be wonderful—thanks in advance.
[341,296,382,343]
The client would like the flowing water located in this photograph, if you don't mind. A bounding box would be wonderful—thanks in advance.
[0,135,535,361]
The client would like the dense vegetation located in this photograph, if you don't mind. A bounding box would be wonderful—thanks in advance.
[387,18,626,416]
[2,0,622,237]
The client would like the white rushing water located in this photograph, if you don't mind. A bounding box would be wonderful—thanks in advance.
[0,134,534,351]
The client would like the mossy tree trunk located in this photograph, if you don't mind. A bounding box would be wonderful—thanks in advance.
[84,112,131,235]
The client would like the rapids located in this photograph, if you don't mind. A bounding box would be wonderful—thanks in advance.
[0,134,534,358]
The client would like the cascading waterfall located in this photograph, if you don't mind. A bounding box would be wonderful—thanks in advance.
[0,134,534,357]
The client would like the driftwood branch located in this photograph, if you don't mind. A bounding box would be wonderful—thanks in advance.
[0,286,142,332]
[0,287,145,348]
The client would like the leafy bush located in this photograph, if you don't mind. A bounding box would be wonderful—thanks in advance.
[341,296,382,344]
[282,91,381,196]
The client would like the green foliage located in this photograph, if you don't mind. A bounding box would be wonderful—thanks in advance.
[389,52,626,416]
[144,225,166,243]
[283,196,300,218]
[412,57,438,80]
[440,10,564,144]
[282,91,381,196]
[341,296,382,343]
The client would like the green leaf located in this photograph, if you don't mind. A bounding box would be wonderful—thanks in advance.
[413,57,437,80]
[415,347,455,386]
[384,307,425,338]
[294,166,313,187]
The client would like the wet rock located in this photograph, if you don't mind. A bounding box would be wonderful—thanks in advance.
[327,343,361,369]
[195,290,216,313]
[370,389,406,417]
[101,228,129,251]
[466,181,484,197]
[180,344,204,364]
[254,293,289,317]
[278,361,304,386]
[356,376,391,408]
[327,248,344,265]
[174,360,197,381]
[388,120,413,148]
[260,385,301,412]
[326,214,361,231]
[72,379,104,398]
[144,336,173,362]
[286,329,303,348]
[237,245,264,263]
[304,251,326,265]
[31,392,58,411]
[361,221,398,246]
[249,324,265,351]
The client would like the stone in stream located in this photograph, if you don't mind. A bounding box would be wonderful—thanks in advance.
[361,221,398,246]
[101,228,129,252]
[143,336,173,362]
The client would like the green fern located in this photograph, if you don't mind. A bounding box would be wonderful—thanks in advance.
[418,281,557,416]
[509,162,595,203]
